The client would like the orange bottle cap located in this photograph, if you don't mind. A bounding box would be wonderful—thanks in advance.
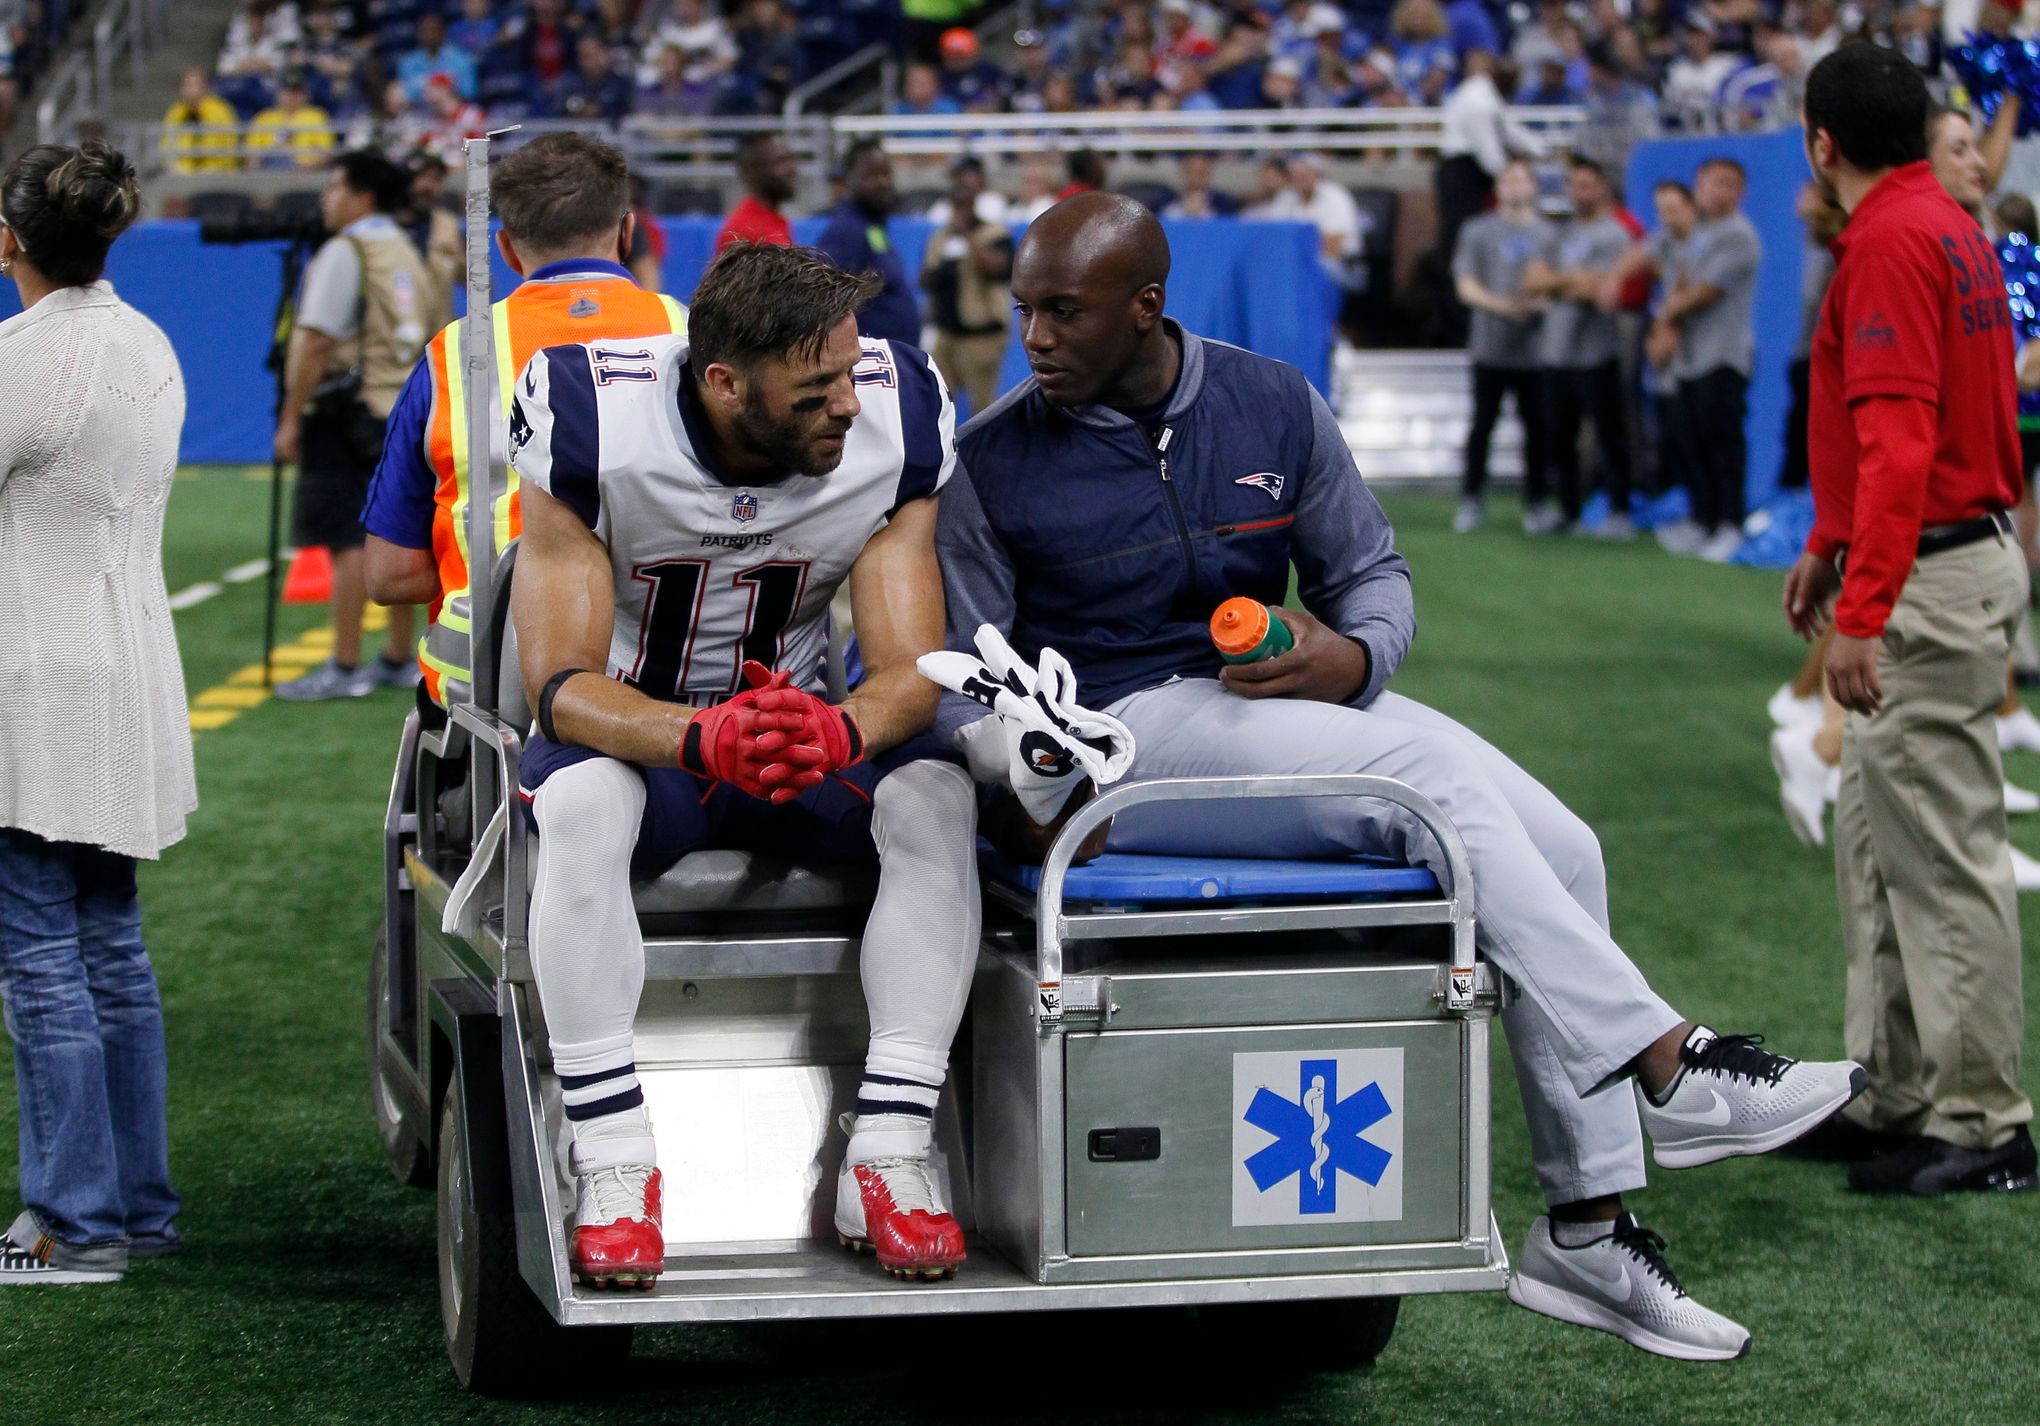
[1211,596,1270,657]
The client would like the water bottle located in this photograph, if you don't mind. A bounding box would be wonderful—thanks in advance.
[1210,597,1295,664]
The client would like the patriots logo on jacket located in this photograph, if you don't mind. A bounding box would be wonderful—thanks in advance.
[1235,471,1285,501]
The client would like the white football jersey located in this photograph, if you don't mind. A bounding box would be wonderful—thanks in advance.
[509,333,954,705]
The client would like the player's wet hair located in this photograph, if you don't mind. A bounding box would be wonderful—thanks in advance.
[1,140,140,287]
[688,241,879,373]
[1805,41,1929,173]
[493,132,630,253]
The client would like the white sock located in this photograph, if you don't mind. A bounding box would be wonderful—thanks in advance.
[1551,1216,1617,1248]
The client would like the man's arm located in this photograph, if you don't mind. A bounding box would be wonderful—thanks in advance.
[1983,94,2020,194]
[362,356,443,606]
[932,461,1018,743]
[514,483,701,763]
[1660,223,1757,325]
[1455,271,1523,317]
[1225,383,1414,706]
[842,493,946,753]
[274,328,337,463]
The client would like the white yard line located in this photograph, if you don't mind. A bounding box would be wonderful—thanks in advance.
[167,581,223,611]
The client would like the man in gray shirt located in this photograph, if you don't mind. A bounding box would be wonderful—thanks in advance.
[1453,158,1554,534]
[1653,156,1763,561]
[1526,156,1635,536]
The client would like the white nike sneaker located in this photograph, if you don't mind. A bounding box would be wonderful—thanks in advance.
[1637,1025,1866,1170]
[2007,780,2040,816]
[1508,1214,1751,1362]
[1696,527,1744,564]
[1770,727,1830,848]
[1767,682,1824,730]
[1998,705,2040,753]
[1523,501,1565,537]
[1655,517,1707,555]
[1452,497,1484,534]
[2012,847,2040,893]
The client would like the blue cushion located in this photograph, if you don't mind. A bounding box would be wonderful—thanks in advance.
[983,850,1441,904]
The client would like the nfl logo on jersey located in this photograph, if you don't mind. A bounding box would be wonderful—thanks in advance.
[731,492,758,523]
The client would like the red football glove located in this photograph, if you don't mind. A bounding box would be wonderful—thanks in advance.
[744,660,865,779]
[678,663,826,802]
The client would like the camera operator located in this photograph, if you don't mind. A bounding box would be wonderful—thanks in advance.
[274,150,446,701]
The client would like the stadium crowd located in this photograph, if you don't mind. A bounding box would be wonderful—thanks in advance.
[157,0,1970,176]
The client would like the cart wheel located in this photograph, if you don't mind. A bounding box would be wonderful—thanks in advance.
[1200,1295,1401,1371]
[368,924,431,1189]
[437,1083,633,1395]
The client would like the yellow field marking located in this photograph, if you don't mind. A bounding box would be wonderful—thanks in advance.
[195,687,271,709]
[187,709,239,731]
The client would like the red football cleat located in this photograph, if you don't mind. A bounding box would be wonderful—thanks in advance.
[571,1164,664,1291]
[835,1157,967,1281]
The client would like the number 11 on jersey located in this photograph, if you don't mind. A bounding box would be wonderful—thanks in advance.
[623,558,813,703]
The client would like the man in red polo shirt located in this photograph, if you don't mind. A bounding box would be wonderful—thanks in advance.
[714,132,797,253]
[1784,42,2036,1196]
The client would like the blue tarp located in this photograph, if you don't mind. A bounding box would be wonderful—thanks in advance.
[0,216,1334,465]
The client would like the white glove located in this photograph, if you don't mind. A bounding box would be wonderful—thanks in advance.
[919,625,1136,825]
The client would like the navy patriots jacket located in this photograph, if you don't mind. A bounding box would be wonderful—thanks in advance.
[935,322,1415,730]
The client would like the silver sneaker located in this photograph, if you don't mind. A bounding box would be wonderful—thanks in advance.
[1452,497,1484,534]
[273,656,378,702]
[1589,512,1637,542]
[1638,1026,1866,1169]
[374,655,423,691]
[1696,527,1744,563]
[1509,1214,1751,1362]
[1654,517,1707,555]
[0,1212,125,1285]
[1522,502,1564,537]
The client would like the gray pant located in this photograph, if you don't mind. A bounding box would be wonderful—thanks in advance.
[1102,680,1682,1206]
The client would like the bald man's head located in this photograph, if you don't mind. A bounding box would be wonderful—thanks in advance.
[1011,192,1174,407]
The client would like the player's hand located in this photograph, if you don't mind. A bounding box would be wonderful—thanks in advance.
[1645,321,1680,370]
[1826,632,1884,716]
[274,416,301,464]
[1782,552,1839,640]
[1219,607,1370,705]
[679,665,820,802]
[745,659,865,784]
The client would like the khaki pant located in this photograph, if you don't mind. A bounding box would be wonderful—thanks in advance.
[932,330,1008,418]
[1836,531,2033,1149]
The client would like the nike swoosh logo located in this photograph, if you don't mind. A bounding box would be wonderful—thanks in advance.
[1549,1245,1633,1303]
[1650,1088,1734,1128]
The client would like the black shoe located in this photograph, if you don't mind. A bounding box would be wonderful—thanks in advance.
[1778,1109,1907,1163]
[1847,1126,2038,1196]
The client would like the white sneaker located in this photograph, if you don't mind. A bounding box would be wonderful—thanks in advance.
[1999,706,2040,753]
[1770,728,1830,848]
[2012,847,2040,892]
[1523,502,1564,537]
[1637,1025,1867,1169]
[1452,497,1484,534]
[1696,527,1744,563]
[1508,1214,1751,1362]
[2008,781,2040,815]
[1654,517,1707,555]
[1767,682,1824,730]
[0,1216,124,1285]
[1589,512,1637,542]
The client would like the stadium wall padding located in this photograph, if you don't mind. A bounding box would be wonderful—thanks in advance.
[1625,126,1813,514]
[0,217,1333,466]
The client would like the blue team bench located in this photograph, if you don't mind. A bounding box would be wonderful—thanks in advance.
[980,848,1442,909]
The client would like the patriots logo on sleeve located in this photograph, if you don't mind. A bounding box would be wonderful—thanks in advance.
[508,399,533,463]
[1235,471,1285,501]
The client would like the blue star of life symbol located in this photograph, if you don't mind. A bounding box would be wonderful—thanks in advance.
[1241,1059,1393,1215]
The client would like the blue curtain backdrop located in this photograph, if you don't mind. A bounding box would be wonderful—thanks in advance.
[0,216,1333,465]
[1624,126,1813,514]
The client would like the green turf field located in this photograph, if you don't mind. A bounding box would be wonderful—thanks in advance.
[3,466,2035,1425]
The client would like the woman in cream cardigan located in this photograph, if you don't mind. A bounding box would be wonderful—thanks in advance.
[0,141,195,1284]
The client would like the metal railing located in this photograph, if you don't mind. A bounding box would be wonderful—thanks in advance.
[128,103,1591,189]
[36,0,171,145]
[834,104,1590,159]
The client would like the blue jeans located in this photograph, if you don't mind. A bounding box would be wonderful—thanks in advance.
[0,827,180,1247]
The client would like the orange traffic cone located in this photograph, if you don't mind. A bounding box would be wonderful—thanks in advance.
[282,546,332,604]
